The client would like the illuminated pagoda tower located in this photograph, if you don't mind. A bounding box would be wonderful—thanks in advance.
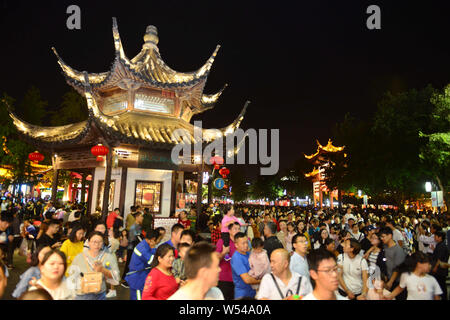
[304,139,345,208]
[9,18,247,218]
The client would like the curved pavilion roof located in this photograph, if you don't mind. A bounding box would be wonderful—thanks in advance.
[51,17,225,116]
[8,18,249,153]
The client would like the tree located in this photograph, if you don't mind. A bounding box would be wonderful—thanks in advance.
[419,84,450,207]
[19,86,48,125]
[229,167,249,202]
[50,89,88,125]
[372,85,437,204]
[0,93,35,193]
[249,174,282,201]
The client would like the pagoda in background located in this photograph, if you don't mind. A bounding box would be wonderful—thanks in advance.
[304,139,345,208]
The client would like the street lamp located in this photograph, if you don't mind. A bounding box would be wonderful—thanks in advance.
[425,182,432,192]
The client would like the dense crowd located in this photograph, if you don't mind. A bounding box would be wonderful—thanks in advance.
[0,191,449,301]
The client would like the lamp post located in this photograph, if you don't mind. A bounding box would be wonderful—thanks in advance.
[425,181,441,214]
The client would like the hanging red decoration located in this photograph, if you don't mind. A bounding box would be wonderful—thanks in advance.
[223,184,228,189]
[91,144,109,162]
[28,151,44,164]
[209,156,224,170]
[219,167,230,178]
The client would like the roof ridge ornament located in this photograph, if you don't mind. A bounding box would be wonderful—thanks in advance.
[143,25,159,49]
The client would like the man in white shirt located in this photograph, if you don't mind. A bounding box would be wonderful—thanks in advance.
[257,249,312,300]
[302,249,348,300]
[289,233,310,279]
[169,242,224,300]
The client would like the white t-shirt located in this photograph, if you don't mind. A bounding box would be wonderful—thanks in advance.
[68,210,78,223]
[256,272,312,300]
[302,291,348,300]
[418,235,435,254]
[392,229,404,245]
[30,279,75,300]
[337,253,368,295]
[168,286,224,300]
[399,273,443,300]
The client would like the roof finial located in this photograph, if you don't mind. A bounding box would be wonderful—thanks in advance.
[143,25,159,48]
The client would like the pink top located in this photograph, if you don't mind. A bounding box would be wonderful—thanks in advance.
[248,249,271,279]
[221,215,244,233]
[216,238,236,282]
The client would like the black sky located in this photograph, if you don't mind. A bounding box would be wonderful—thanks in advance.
[1,0,450,177]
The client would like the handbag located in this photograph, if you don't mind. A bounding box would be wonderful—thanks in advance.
[80,253,105,294]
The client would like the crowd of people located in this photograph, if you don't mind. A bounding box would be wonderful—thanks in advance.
[0,191,449,301]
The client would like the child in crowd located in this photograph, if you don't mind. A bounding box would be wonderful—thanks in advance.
[172,242,191,285]
[118,229,129,263]
[248,238,271,290]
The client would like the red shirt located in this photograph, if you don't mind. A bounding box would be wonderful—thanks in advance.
[178,218,191,230]
[142,267,178,300]
[211,226,221,245]
[106,211,118,229]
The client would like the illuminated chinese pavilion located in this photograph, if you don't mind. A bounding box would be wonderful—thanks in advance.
[304,139,345,208]
[9,18,247,218]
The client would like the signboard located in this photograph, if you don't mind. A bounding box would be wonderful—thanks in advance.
[431,191,444,207]
[213,178,225,190]
[154,218,179,243]
[138,149,178,170]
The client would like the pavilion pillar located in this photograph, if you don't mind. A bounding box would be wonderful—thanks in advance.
[86,169,95,214]
[170,171,177,216]
[80,172,87,204]
[319,189,323,208]
[101,149,113,222]
[118,167,127,217]
[207,177,213,204]
[330,192,333,209]
[51,156,59,205]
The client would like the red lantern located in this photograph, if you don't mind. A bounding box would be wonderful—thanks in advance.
[91,144,109,161]
[209,156,224,170]
[219,167,230,178]
[28,151,44,164]
[223,184,228,189]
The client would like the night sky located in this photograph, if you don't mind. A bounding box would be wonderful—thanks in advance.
[1,0,450,177]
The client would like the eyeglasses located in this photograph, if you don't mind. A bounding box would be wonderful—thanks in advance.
[316,266,339,275]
